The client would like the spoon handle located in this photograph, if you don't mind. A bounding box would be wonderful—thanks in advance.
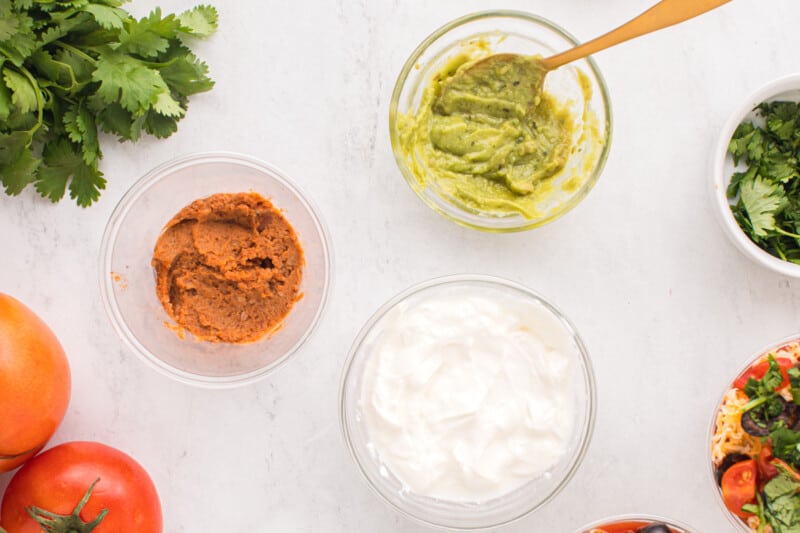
[540,0,732,70]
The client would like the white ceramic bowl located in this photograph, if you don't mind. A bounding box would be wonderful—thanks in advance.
[711,74,800,277]
[99,152,331,388]
[339,275,596,530]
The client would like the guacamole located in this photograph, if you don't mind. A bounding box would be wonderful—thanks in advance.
[397,52,578,219]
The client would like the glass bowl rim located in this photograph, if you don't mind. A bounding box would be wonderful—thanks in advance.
[98,150,333,389]
[388,9,614,233]
[338,273,597,529]
[710,73,800,277]
[705,332,800,532]
[575,513,698,532]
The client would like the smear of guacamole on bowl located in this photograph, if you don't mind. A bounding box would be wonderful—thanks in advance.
[397,53,577,219]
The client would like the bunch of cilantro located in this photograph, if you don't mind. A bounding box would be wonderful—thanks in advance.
[0,0,217,206]
[728,101,800,263]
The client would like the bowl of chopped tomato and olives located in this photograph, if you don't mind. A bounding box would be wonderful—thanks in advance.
[709,335,800,532]
[712,74,800,276]
[577,515,695,533]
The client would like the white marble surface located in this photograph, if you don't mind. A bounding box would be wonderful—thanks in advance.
[1,0,799,531]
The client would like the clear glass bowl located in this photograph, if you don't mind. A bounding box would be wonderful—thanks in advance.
[99,152,331,388]
[707,334,800,532]
[389,10,612,232]
[577,514,696,532]
[710,74,800,277]
[339,274,596,529]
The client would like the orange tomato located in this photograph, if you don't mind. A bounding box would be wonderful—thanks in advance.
[0,294,71,473]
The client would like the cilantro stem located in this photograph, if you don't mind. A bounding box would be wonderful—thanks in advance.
[54,42,96,65]
[14,66,44,136]
[775,226,800,240]
[742,395,768,413]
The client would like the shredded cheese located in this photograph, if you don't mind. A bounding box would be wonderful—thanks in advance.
[711,387,762,465]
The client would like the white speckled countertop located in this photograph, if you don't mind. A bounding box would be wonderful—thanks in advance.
[2,0,799,531]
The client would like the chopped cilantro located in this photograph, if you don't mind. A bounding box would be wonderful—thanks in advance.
[742,355,787,429]
[0,1,217,206]
[772,427,800,469]
[727,101,800,261]
[761,469,800,532]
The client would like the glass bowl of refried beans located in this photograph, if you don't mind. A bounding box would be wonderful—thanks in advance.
[99,152,331,387]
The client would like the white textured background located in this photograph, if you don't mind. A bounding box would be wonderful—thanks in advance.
[1,0,798,531]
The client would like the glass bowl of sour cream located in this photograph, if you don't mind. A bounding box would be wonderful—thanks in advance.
[339,274,596,529]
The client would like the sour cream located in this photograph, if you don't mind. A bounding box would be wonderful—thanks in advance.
[360,285,576,502]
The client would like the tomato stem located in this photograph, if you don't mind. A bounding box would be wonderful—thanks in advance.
[26,479,108,533]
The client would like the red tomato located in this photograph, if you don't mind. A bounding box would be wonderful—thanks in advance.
[0,294,70,473]
[758,445,779,482]
[0,442,163,533]
[734,357,794,390]
[721,459,758,518]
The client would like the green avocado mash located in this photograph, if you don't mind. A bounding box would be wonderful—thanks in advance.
[397,52,579,219]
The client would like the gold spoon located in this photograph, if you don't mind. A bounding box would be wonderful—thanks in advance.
[435,0,732,113]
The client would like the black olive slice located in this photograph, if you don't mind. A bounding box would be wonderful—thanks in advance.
[715,452,752,485]
[637,524,672,533]
[741,396,798,436]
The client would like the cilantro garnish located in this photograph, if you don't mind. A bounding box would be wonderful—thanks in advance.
[760,467,800,532]
[0,1,217,206]
[742,355,787,429]
[728,101,800,262]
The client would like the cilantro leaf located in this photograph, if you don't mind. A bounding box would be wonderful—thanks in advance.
[152,91,184,118]
[1,12,37,66]
[740,176,787,237]
[763,101,800,143]
[83,4,127,30]
[144,110,178,139]
[0,74,11,122]
[177,5,218,38]
[158,46,213,96]
[118,9,178,58]
[0,14,20,42]
[2,66,38,114]
[36,138,105,206]
[0,130,31,166]
[0,145,38,195]
[730,121,767,166]
[92,49,169,114]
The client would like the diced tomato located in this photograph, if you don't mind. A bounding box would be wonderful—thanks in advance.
[734,357,794,390]
[721,459,758,518]
[758,445,779,482]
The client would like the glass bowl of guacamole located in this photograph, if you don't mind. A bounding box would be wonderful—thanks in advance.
[390,11,612,232]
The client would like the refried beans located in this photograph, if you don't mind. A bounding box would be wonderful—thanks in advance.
[152,192,304,343]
